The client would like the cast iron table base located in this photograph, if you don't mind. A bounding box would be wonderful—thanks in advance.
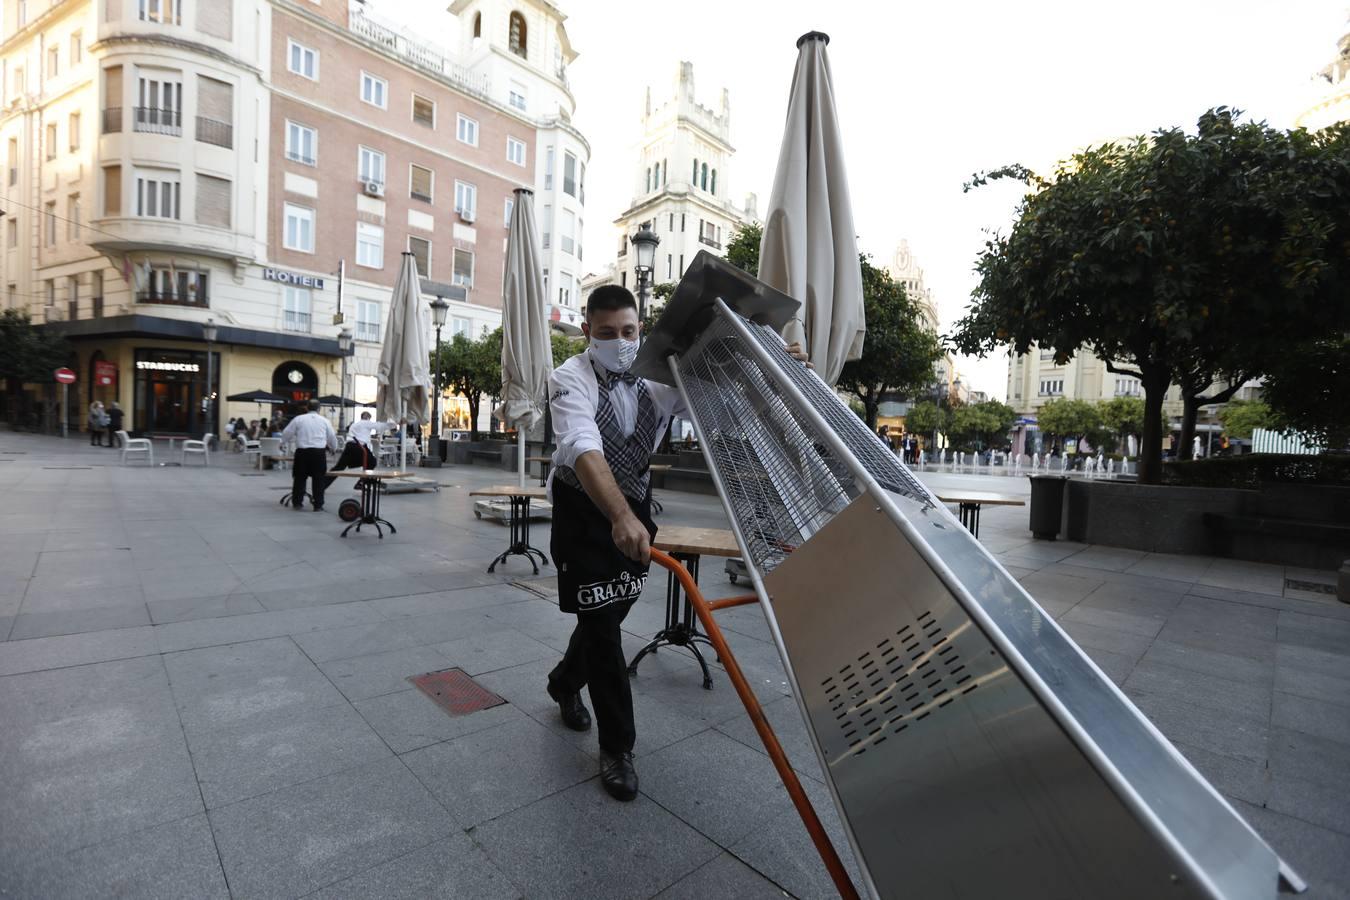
[627,551,716,690]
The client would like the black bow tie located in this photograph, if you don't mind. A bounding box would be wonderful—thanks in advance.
[606,370,639,387]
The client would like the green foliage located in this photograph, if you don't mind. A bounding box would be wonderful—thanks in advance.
[434,327,501,440]
[0,309,70,387]
[948,400,1017,451]
[1162,453,1350,488]
[652,282,677,301]
[550,332,584,368]
[1036,398,1102,446]
[1260,336,1350,450]
[904,401,946,440]
[953,110,1350,481]
[1098,396,1146,443]
[1217,398,1274,441]
[836,256,944,428]
[724,221,763,276]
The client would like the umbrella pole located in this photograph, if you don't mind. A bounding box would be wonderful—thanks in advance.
[517,428,525,489]
[400,400,407,472]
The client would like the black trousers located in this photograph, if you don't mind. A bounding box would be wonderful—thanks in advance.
[292,448,329,508]
[324,440,371,489]
[549,600,636,755]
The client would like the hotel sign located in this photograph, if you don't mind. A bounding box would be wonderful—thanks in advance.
[263,267,325,289]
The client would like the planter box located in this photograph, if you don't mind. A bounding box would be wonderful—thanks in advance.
[1063,480,1350,569]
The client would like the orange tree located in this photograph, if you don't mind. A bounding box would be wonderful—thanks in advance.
[953,109,1350,483]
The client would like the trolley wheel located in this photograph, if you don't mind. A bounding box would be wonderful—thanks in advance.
[475,511,482,519]
[729,574,738,585]
[338,498,362,522]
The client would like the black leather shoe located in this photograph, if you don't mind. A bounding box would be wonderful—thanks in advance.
[312,506,324,512]
[599,750,638,801]
[546,681,591,732]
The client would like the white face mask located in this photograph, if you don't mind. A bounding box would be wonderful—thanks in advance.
[590,336,639,373]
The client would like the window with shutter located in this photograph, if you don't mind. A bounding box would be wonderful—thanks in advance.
[410,165,433,202]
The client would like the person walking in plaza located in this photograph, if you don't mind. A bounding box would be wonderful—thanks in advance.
[324,411,394,488]
[106,402,124,447]
[88,400,108,447]
[545,285,810,802]
[281,399,338,511]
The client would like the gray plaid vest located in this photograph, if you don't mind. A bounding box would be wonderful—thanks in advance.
[554,365,657,502]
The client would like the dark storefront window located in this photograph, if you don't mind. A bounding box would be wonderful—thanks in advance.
[134,348,217,435]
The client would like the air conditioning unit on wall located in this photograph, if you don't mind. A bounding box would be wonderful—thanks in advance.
[458,208,475,224]
[363,181,384,197]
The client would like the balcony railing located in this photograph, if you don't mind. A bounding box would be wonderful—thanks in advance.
[356,323,381,342]
[411,190,432,203]
[698,235,722,250]
[195,116,232,148]
[282,311,311,333]
[102,107,122,134]
[285,150,316,166]
[348,9,490,99]
[133,107,181,136]
[136,289,207,307]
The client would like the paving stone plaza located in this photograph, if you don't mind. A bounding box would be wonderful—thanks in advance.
[0,434,1346,898]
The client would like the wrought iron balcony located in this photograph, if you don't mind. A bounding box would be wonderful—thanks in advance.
[195,116,232,148]
[133,107,181,136]
[136,289,207,307]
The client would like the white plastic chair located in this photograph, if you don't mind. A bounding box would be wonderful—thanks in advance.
[258,436,284,470]
[181,433,213,466]
[116,430,154,466]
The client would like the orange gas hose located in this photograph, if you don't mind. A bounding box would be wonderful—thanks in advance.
[649,548,860,900]
[708,593,759,611]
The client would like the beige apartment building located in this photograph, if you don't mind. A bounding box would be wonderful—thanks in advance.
[1,0,573,436]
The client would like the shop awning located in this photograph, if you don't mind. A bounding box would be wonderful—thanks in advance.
[45,315,344,357]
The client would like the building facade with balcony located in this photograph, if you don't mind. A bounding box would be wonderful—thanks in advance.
[599,61,757,305]
[1,0,573,436]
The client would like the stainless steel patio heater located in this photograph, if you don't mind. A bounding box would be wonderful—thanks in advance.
[633,252,1303,900]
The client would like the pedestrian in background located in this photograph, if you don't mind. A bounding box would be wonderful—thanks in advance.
[88,400,108,447]
[106,402,124,447]
[281,399,339,511]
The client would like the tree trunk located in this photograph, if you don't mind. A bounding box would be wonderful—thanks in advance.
[1137,372,1168,484]
[467,393,480,442]
[1178,393,1200,461]
[863,395,879,430]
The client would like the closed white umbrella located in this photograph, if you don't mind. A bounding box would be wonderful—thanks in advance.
[758,31,865,387]
[376,252,431,471]
[497,188,552,488]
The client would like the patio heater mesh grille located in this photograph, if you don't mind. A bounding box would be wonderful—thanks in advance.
[676,315,928,574]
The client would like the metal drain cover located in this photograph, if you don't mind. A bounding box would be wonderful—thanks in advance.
[408,668,507,716]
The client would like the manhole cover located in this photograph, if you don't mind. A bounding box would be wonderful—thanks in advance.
[408,668,506,716]
[1285,578,1336,595]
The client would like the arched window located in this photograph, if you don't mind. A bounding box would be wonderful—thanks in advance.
[700,163,708,191]
[645,167,651,192]
[652,162,660,187]
[508,12,527,58]
[710,169,716,195]
[472,12,481,38]
[692,158,698,184]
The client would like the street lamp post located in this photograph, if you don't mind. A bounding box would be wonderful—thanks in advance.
[630,224,659,320]
[202,317,218,442]
[429,296,450,469]
[337,328,352,434]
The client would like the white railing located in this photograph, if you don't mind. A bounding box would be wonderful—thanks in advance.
[348,7,490,99]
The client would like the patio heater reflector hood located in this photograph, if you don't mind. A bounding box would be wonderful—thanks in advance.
[633,251,1303,900]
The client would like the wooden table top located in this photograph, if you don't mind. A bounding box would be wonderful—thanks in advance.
[654,525,739,557]
[649,463,673,472]
[470,484,549,499]
[935,491,1026,507]
[328,470,412,480]
[526,455,552,463]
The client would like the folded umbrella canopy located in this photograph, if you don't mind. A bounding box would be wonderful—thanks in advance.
[758,31,866,387]
[225,389,287,404]
[497,188,553,487]
[376,252,432,471]
[315,395,358,408]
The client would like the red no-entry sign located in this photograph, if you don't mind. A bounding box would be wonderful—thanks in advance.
[54,368,76,384]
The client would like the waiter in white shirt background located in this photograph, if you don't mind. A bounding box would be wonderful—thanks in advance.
[326,411,396,489]
[281,399,339,511]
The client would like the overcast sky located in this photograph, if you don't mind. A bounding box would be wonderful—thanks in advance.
[389,0,1345,399]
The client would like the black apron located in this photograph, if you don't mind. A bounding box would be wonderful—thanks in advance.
[551,365,659,616]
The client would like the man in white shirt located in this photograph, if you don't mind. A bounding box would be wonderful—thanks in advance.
[326,411,395,487]
[281,399,339,511]
[545,285,683,802]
